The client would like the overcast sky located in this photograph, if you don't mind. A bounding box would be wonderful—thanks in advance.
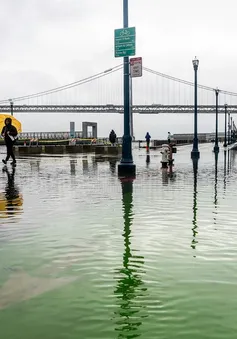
[0,0,237,138]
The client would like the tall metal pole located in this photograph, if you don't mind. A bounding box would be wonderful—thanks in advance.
[228,112,230,145]
[230,116,233,144]
[223,104,227,148]
[118,0,136,177]
[213,88,219,153]
[191,57,200,159]
[9,99,13,116]
[130,75,134,139]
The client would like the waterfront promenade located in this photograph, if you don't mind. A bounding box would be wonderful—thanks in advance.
[0,144,237,339]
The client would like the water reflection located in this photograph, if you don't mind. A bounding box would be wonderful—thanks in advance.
[213,153,218,227]
[109,159,117,175]
[146,150,150,167]
[227,150,230,174]
[70,159,77,175]
[114,179,147,338]
[29,159,40,172]
[82,158,89,174]
[191,159,198,254]
[223,151,227,192]
[214,153,218,207]
[0,167,23,219]
[162,169,169,185]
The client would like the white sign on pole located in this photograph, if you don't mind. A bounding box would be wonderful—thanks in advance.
[130,57,142,78]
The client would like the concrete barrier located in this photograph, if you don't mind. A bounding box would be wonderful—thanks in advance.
[44,145,65,154]
[65,145,83,153]
[15,145,121,156]
[82,145,95,153]
[16,146,42,155]
[95,145,122,155]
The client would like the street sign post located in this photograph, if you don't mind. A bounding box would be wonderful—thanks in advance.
[130,57,142,77]
[114,27,136,58]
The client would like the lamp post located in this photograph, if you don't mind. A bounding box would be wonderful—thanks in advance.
[118,0,136,177]
[223,104,228,148]
[213,88,219,153]
[228,112,230,145]
[9,99,14,116]
[130,75,134,139]
[191,57,200,159]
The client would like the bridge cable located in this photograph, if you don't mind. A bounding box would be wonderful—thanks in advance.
[0,64,123,104]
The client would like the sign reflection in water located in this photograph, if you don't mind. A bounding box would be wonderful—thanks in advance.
[113,179,148,338]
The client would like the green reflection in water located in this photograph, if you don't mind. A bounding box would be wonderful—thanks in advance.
[213,153,218,230]
[113,179,148,338]
[191,159,198,254]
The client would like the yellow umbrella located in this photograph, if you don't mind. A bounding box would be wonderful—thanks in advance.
[0,114,22,134]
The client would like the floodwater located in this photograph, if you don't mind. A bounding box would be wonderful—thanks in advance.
[0,144,237,339]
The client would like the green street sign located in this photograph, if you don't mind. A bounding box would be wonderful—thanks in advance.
[114,27,136,58]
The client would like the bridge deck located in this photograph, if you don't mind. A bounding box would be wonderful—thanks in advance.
[0,105,237,114]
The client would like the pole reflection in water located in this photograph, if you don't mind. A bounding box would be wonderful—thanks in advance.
[91,156,98,171]
[213,153,218,226]
[0,167,23,219]
[70,159,77,175]
[223,151,227,192]
[227,150,230,174]
[191,159,198,254]
[82,158,89,174]
[113,179,147,338]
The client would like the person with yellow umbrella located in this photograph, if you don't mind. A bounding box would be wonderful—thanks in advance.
[1,117,18,167]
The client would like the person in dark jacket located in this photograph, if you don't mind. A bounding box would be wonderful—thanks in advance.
[109,129,117,146]
[1,117,18,167]
[145,132,151,149]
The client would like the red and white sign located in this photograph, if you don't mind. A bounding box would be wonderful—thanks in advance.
[130,57,142,78]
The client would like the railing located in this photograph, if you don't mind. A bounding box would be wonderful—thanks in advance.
[19,131,84,140]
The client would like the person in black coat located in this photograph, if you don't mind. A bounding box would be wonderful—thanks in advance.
[1,117,18,167]
[109,129,117,146]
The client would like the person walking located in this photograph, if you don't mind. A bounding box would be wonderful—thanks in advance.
[145,132,151,149]
[1,117,18,167]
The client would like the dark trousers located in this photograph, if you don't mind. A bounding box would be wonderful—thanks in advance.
[6,143,16,162]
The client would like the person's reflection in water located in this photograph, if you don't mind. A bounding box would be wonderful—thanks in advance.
[213,153,218,228]
[191,159,198,255]
[109,159,117,174]
[113,179,147,338]
[1,167,22,218]
[146,149,150,167]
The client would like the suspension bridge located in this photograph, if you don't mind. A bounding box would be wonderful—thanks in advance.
[1,64,237,114]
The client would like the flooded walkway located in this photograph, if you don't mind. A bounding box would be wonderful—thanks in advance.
[0,144,237,339]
